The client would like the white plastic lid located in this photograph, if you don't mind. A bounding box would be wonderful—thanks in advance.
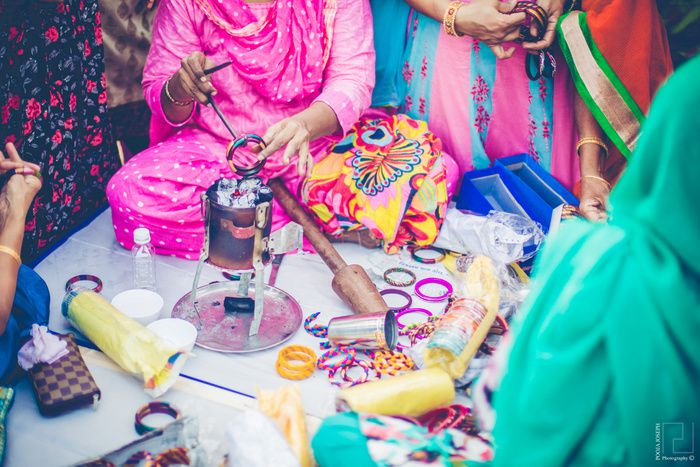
[133,227,151,245]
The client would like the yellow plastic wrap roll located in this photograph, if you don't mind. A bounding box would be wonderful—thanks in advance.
[62,289,186,397]
[257,385,312,467]
[424,255,500,379]
[337,368,454,417]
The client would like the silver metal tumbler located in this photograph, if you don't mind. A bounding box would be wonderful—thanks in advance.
[327,311,397,350]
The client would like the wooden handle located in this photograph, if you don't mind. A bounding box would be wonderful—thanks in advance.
[268,178,347,274]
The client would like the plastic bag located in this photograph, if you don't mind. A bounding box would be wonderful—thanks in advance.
[226,410,299,467]
[423,256,500,379]
[62,289,186,397]
[433,209,543,263]
[337,368,455,417]
[257,385,312,467]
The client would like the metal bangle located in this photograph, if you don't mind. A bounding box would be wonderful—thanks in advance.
[65,274,103,293]
[164,78,194,106]
[383,267,417,287]
[379,289,413,312]
[414,277,453,302]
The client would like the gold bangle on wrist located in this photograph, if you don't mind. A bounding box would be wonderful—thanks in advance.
[582,175,611,191]
[0,245,21,266]
[165,78,194,106]
[443,1,465,37]
[576,137,608,158]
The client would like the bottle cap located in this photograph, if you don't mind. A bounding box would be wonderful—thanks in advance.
[133,227,151,245]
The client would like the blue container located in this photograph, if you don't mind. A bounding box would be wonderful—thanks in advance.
[456,166,537,221]
[494,154,579,232]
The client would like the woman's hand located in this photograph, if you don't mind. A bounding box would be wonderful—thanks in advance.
[579,177,609,221]
[455,0,526,59]
[169,52,218,105]
[258,117,313,178]
[0,143,42,218]
[0,143,40,177]
[522,0,566,51]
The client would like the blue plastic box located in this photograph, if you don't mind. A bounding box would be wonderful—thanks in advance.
[494,154,578,232]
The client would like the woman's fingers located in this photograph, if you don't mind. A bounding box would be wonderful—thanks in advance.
[176,70,208,105]
[0,143,41,174]
[300,140,314,178]
[259,124,296,162]
[489,44,515,60]
[182,53,217,98]
[284,132,305,171]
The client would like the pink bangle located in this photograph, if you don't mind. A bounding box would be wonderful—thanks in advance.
[380,289,413,311]
[414,278,453,302]
[394,308,433,329]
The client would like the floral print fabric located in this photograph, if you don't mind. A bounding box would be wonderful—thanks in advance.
[0,0,118,261]
[303,114,457,254]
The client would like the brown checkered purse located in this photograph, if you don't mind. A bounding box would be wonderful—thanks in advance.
[28,333,101,416]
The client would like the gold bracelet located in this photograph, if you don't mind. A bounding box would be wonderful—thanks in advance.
[443,1,465,37]
[164,78,194,107]
[0,245,21,266]
[582,175,611,190]
[576,137,608,158]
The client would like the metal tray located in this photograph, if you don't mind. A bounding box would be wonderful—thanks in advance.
[172,281,302,353]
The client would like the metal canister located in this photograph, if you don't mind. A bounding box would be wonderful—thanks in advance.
[327,311,397,350]
[201,184,272,272]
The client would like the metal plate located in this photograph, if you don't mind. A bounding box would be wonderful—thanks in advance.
[172,281,302,353]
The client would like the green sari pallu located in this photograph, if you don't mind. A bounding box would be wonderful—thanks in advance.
[491,57,700,466]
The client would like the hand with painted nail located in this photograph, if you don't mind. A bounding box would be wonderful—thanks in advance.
[257,117,314,178]
[169,51,218,105]
[0,143,41,177]
[454,0,526,59]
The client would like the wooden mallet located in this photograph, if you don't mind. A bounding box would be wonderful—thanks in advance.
[268,178,388,315]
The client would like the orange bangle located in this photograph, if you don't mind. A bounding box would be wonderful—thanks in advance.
[576,137,608,158]
[0,245,21,267]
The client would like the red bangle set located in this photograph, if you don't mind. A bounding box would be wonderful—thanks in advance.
[418,404,477,435]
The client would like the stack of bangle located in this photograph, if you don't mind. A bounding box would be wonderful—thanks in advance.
[134,401,181,436]
[276,345,317,380]
[383,267,417,287]
[164,77,194,106]
[373,350,414,376]
[509,1,547,42]
[303,312,328,338]
[418,404,475,434]
[442,1,465,37]
[409,246,446,264]
[65,274,103,293]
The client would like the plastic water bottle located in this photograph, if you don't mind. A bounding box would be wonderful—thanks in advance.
[132,227,156,291]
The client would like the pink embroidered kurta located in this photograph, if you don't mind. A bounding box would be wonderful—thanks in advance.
[106,0,375,259]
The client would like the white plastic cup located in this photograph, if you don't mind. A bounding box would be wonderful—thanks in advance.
[110,289,164,325]
[147,318,198,353]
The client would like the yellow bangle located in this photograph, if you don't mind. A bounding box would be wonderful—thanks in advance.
[576,137,608,158]
[582,175,611,190]
[0,245,21,266]
[443,1,465,37]
[276,345,317,381]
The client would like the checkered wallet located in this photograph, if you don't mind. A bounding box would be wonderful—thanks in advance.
[28,333,101,416]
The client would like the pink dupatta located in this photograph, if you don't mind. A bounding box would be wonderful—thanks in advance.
[193,0,336,103]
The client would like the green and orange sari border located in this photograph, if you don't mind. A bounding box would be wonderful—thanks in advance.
[557,11,645,159]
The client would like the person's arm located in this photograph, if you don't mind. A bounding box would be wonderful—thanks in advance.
[575,94,610,221]
[142,0,217,127]
[404,0,526,58]
[0,143,42,335]
[258,0,376,177]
